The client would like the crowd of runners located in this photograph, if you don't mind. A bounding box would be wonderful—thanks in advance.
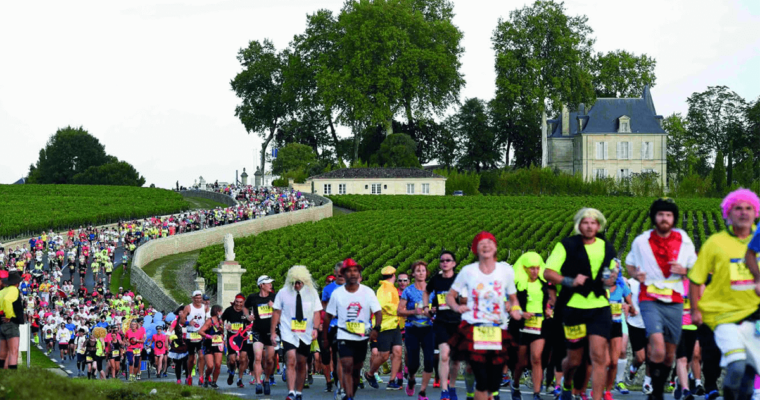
[2,188,760,400]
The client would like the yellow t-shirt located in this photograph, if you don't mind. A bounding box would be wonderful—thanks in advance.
[524,279,544,314]
[546,239,613,309]
[376,281,400,332]
[688,230,760,330]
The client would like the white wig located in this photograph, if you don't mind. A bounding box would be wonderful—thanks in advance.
[283,265,319,304]
[573,208,607,235]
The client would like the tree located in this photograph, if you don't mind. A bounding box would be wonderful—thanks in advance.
[71,160,146,187]
[433,123,458,169]
[734,148,755,187]
[449,98,501,172]
[321,0,465,147]
[375,133,421,168]
[712,150,726,195]
[591,50,657,98]
[687,86,747,185]
[663,113,689,180]
[230,39,292,175]
[27,126,110,184]
[271,142,318,176]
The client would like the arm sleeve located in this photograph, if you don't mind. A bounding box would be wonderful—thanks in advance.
[749,229,760,253]
[545,242,567,273]
[688,239,713,285]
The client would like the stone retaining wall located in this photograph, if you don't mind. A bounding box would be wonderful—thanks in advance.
[179,189,237,207]
[130,194,332,310]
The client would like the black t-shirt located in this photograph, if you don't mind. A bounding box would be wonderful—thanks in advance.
[221,306,249,336]
[245,292,275,333]
[426,273,460,324]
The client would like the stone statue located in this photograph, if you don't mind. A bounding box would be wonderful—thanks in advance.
[224,233,235,261]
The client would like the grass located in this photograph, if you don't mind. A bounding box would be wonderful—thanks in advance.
[332,204,352,215]
[19,344,60,369]
[183,195,229,210]
[110,263,133,293]
[139,251,199,305]
[0,367,239,400]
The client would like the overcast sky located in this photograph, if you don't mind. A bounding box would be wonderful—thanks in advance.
[1,0,758,188]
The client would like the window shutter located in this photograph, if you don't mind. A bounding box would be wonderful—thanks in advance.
[616,142,621,160]
[647,142,654,160]
[603,142,609,160]
[627,142,633,159]
[596,142,602,160]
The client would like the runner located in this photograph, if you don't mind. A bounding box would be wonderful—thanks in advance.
[398,260,435,400]
[0,272,24,370]
[543,209,618,400]
[245,275,276,395]
[626,199,697,400]
[108,330,122,379]
[689,188,760,400]
[325,258,382,400]
[180,290,209,386]
[56,321,72,361]
[321,262,346,394]
[365,266,404,391]
[605,268,634,400]
[168,307,190,384]
[427,252,462,400]
[125,319,146,381]
[221,293,254,388]
[673,280,698,400]
[446,231,521,400]
[153,325,169,378]
[272,266,323,400]
[198,305,225,389]
[510,252,553,400]
[74,328,88,376]
[624,278,649,394]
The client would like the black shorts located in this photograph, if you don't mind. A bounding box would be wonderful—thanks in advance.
[337,339,368,365]
[251,330,272,346]
[59,343,69,350]
[610,322,623,339]
[470,360,503,393]
[433,322,459,347]
[283,340,311,358]
[203,340,224,354]
[627,324,647,353]
[562,306,612,349]
[374,328,403,353]
[242,342,254,357]
[676,328,698,362]
[187,340,203,354]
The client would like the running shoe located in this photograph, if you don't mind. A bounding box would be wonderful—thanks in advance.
[186,376,192,386]
[533,394,541,400]
[450,387,458,400]
[209,382,219,389]
[287,391,296,400]
[406,379,416,396]
[295,394,302,400]
[441,390,450,400]
[626,367,638,385]
[683,389,694,400]
[667,381,676,393]
[364,371,379,389]
[704,390,719,400]
[176,379,181,384]
[199,376,204,385]
[308,374,314,385]
[255,383,263,394]
[615,381,630,395]
[358,373,365,389]
[511,383,522,400]
[270,374,276,385]
[228,370,235,385]
[375,372,384,384]
[264,381,271,395]
[237,379,244,388]
[501,374,512,388]
[554,385,562,397]
[642,383,653,395]
[603,390,613,400]
[434,378,441,388]
[419,391,429,400]
[203,380,209,388]
[304,380,310,389]
[325,381,333,392]
[694,385,705,396]
[674,382,682,400]
[387,380,402,390]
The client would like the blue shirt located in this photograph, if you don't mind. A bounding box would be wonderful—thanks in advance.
[66,323,76,332]
[96,322,109,329]
[749,229,760,253]
[322,282,343,327]
[401,285,432,327]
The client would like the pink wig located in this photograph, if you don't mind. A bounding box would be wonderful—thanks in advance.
[721,188,760,220]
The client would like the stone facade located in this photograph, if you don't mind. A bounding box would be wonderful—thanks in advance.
[130,194,332,309]
[311,178,446,196]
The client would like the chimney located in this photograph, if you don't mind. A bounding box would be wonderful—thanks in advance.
[577,116,583,133]
[561,105,569,136]
[579,103,585,116]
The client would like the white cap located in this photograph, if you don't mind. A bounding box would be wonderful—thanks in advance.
[257,275,274,286]
[192,290,203,297]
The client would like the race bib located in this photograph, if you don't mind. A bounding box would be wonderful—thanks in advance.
[346,321,365,336]
[188,332,202,342]
[291,319,307,333]
[520,315,543,335]
[211,335,223,345]
[564,324,587,342]
[730,258,755,291]
[247,332,254,344]
[230,323,244,331]
[647,285,674,303]
[86,356,93,362]
[436,294,449,310]
[473,325,502,350]
[112,350,119,357]
[258,305,273,319]
[610,303,623,322]
[78,348,85,355]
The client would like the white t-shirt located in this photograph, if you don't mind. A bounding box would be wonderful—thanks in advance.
[326,285,381,341]
[450,262,517,328]
[626,278,645,328]
[273,288,323,347]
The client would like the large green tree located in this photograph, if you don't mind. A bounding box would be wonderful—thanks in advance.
[663,113,689,179]
[271,142,318,176]
[592,50,657,98]
[231,39,292,175]
[375,133,421,168]
[686,85,747,185]
[71,159,146,187]
[320,0,465,163]
[28,126,110,184]
[448,98,501,172]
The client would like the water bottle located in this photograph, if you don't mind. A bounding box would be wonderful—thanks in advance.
[602,267,611,288]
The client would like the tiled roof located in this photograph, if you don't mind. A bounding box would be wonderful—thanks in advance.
[309,168,444,180]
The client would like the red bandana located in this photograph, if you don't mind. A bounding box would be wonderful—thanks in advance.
[648,230,682,278]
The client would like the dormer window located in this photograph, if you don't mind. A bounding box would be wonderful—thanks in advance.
[618,116,631,133]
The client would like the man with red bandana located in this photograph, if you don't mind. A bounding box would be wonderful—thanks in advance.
[626,199,697,400]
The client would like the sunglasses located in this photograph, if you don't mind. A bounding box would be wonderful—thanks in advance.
[397,279,409,282]
[439,259,454,263]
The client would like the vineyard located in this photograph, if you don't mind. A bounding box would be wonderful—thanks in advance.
[196,195,725,294]
[0,185,190,239]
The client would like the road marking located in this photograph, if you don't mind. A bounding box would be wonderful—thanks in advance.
[66,370,74,374]
[50,358,57,362]
[58,364,65,368]
[226,393,245,397]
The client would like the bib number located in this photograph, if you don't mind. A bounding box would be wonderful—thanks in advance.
[78,349,85,355]
[564,324,587,342]
[230,323,244,331]
[346,321,366,336]
[211,335,223,345]
[473,325,502,350]
[730,258,755,291]
[647,285,674,303]
[258,305,273,319]
[291,319,307,333]
[188,332,202,342]
[520,315,544,335]
[112,350,120,357]
[436,294,449,310]
[610,303,623,322]
[86,356,93,362]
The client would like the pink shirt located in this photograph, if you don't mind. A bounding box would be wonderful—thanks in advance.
[126,327,146,351]
[153,333,168,355]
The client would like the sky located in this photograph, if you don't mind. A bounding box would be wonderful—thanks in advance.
[1,0,758,188]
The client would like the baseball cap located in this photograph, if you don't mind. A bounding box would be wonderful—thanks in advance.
[202,294,210,301]
[257,275,274,286]
[192,290,203,297]
[381,266,396,275]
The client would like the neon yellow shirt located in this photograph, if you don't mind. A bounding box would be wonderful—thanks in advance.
[546,239,613,309]
[525,279,544,314]
[688,230,760,330]
[377,281,400,332]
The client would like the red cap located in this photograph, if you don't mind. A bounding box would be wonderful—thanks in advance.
[471,231,497,254]
[0,270,8,279]
[340,258,362,274]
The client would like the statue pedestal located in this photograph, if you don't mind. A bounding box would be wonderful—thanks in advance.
[213,261,245,308]
[195,277,206,293]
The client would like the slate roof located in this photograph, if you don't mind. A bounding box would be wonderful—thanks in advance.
[550,86,665,137]
[309,168,445,180]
